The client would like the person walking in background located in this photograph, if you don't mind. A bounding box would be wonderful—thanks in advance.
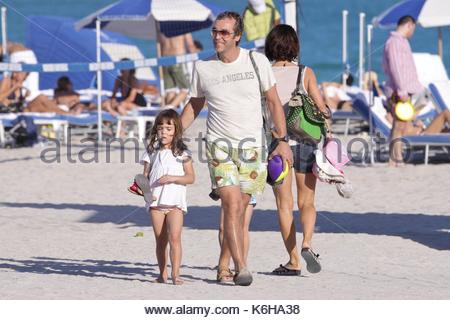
[183,39,204,86]
[382,15,430,167]
[159,33,198,109]
[265,24,331,276]
[243,0,280,41]
[181,11,292,286]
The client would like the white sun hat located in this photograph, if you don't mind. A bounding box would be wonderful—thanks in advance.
[313,149,345,184]
[249,0,267,14]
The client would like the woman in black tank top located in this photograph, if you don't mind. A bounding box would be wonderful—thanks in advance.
[101,58,147,116]
[0,71,29,112]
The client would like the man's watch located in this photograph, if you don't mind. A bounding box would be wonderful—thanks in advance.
[274,135,290,143]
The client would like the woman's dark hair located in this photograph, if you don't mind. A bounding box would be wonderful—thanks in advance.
[56,76,72,91]
[147,109,187,156]
[265,24,299,62]
[342,73,354,86]
[120,57,136,76]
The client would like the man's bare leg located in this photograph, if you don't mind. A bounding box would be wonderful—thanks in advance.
[389,118,407,166]
[164,91,176,107]
[218,186,249,272]
[166,91,188,109]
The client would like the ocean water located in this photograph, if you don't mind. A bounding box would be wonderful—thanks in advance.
[2,0,449,82]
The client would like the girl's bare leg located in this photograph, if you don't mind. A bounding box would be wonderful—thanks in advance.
[165,208,184,285]
[150,209,169,283]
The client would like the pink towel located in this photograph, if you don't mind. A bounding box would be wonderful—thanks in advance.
[323,139,351,172]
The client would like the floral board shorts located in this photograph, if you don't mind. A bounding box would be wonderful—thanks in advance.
[206,141,267,195]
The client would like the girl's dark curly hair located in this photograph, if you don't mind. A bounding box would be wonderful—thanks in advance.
[147,109,187,156]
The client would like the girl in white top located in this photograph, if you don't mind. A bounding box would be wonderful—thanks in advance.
[140,109,195,285]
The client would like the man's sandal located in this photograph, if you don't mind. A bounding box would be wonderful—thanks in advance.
[217,268,234,283]
[233,268,253,286]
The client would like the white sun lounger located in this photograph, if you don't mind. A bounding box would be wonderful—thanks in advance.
[429,81,450,112]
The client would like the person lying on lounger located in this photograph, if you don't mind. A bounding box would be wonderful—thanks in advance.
[54,76,95,113]
[321,73,354,112]
[363,71,385,98]
[386,109,450,135]
[0,71,79,115]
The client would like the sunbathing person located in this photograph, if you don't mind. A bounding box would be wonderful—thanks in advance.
[102,59,147,116]
[54,76,95,113]
[0,71,82,115]
[321,73,354,111]
[0,42,40,101]
[0,71,28,112]
[363,71,384,98]
[386,109,450,135]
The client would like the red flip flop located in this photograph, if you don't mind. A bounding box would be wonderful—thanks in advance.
[128,181,143,197]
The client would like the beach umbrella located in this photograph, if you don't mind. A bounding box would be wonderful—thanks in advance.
[75,0,223,141]
[75,0,222,39]
[372,0,450,58]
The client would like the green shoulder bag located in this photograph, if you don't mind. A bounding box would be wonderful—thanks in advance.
[286,65,326,144]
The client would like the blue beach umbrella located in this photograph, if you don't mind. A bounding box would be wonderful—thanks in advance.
[372,0,450,58]
[75,0,223,39]
[75,0,224,141]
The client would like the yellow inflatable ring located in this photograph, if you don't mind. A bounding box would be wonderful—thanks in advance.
[395,101,415,121]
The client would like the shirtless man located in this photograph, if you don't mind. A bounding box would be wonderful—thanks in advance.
[158,33,197,108]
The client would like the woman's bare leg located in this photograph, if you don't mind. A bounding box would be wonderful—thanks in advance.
[117,101,136,115]
[242,204,254,263]
[424,110,450,134]
[295,172,317,249]
[101,99,119,116]
[25,95,68,115]
[273,172,301,269]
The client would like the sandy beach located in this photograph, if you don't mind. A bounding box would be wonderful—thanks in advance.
[1,118,449,299]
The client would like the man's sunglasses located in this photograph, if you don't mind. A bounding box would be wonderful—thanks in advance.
[211,28,235,38]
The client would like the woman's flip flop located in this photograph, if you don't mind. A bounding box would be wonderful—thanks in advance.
[272,264,301,276]
[301,248,322,274]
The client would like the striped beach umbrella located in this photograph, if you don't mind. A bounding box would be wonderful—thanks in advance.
[75,0,224,140]
[75,0,223,39]
[372,0,450,58]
